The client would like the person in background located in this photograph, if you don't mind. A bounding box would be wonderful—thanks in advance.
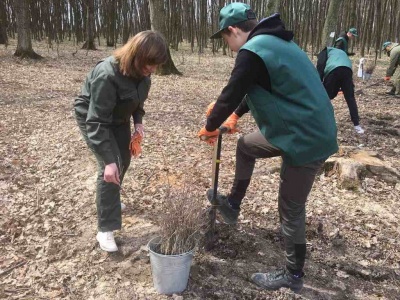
[198,2,338,293]
[334,27,358,56]
[74,31,167,252]
[382,41,400,97]
[317,46,365,134]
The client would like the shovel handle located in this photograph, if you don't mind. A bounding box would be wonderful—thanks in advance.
[200,126,230,141]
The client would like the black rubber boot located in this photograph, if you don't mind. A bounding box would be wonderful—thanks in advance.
[207,189,239,224]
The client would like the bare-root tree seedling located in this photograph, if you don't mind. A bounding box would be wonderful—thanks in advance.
[155,183,207,255]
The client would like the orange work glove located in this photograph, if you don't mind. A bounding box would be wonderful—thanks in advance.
[206,101,215,117]
[129,131,142,157]
[198,126,219,146]
[384,76,391,81]
[222,113,240,133]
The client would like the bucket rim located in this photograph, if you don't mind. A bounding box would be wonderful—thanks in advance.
[148,236,195,258]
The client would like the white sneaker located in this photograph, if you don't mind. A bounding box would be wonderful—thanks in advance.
[121,202,126,211]
[354,125,365,134]
[96,231,118,252]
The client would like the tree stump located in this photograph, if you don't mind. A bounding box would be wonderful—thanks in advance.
[324,147,400,190]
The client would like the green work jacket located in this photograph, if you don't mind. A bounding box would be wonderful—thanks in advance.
[241,35,338,166]
[386,43,400,77]
[74,56,150,164]
[324,47,353,78]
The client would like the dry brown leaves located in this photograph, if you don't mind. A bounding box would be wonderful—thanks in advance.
[0,40,399,299]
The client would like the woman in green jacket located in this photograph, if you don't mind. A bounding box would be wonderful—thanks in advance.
[74,31,167,252]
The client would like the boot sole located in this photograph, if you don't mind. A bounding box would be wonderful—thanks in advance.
[98,244,118,252]
[252,280,303,294]
[251,274,303,293]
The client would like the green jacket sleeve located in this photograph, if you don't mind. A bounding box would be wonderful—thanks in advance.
[132,77,150,124]
[86,74,117,165]
[132,101,145,124]
[386,49,400,76]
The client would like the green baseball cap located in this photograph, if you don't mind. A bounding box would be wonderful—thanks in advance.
[210,3,257,39]
[348,28,358,37]
[382,41,391,50]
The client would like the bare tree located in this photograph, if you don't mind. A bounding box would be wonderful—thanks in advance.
[0,0,8,45]
[321,0,343,48]
[148,0,181,75]
[1,0,399,57]
[14,0,41,58]
[265,0,281,16]
[104,0,116,47]
[82,0,96,50]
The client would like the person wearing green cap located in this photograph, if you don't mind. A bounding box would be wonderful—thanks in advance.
[198,2,338,293]
[382,41,400,96]
[334,27,358,56]
[317,47,365,134]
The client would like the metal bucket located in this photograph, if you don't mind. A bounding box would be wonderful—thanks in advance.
[148,237,194,294]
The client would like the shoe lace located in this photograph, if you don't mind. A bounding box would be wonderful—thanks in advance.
[267,268,285,280]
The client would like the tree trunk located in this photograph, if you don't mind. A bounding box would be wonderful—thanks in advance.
[82,0,96,50]
[121,0,130,43]
[0,0,8,45]
[105,0,116,47]
[321,0,343,48]
[14,0,41,59]
[148,0,181,75]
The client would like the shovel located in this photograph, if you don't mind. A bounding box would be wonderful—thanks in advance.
[204,126,229,250]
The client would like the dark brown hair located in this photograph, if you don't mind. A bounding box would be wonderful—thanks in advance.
[114,31,168,78]
[222,19,258,36]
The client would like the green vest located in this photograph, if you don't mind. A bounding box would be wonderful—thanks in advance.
[241,35,338,166]
[335,36,348,53]
[324,47,353,78]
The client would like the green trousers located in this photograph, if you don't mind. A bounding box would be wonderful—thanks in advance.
[76,114,131,232]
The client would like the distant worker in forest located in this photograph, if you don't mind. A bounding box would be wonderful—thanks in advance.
[198,2,338,293]
[382,41,400,97]
[334,27,358,56]
[317,47,365,134]
[74,31,167,252]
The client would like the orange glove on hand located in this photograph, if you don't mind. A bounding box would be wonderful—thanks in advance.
[129,131,142,158]
[222,113,240,133]
[198,126,219,146]
[206,101,215,117]
[384,76,391,81]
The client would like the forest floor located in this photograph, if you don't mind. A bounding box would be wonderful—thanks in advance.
[0,40,399,300]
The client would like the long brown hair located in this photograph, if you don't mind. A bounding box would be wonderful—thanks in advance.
[114,31,168,78]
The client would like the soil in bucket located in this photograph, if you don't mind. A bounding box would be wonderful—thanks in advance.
[148,237,194,295]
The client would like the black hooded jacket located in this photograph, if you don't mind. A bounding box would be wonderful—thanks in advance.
[206,14,294,131]
[333,31,355,56]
